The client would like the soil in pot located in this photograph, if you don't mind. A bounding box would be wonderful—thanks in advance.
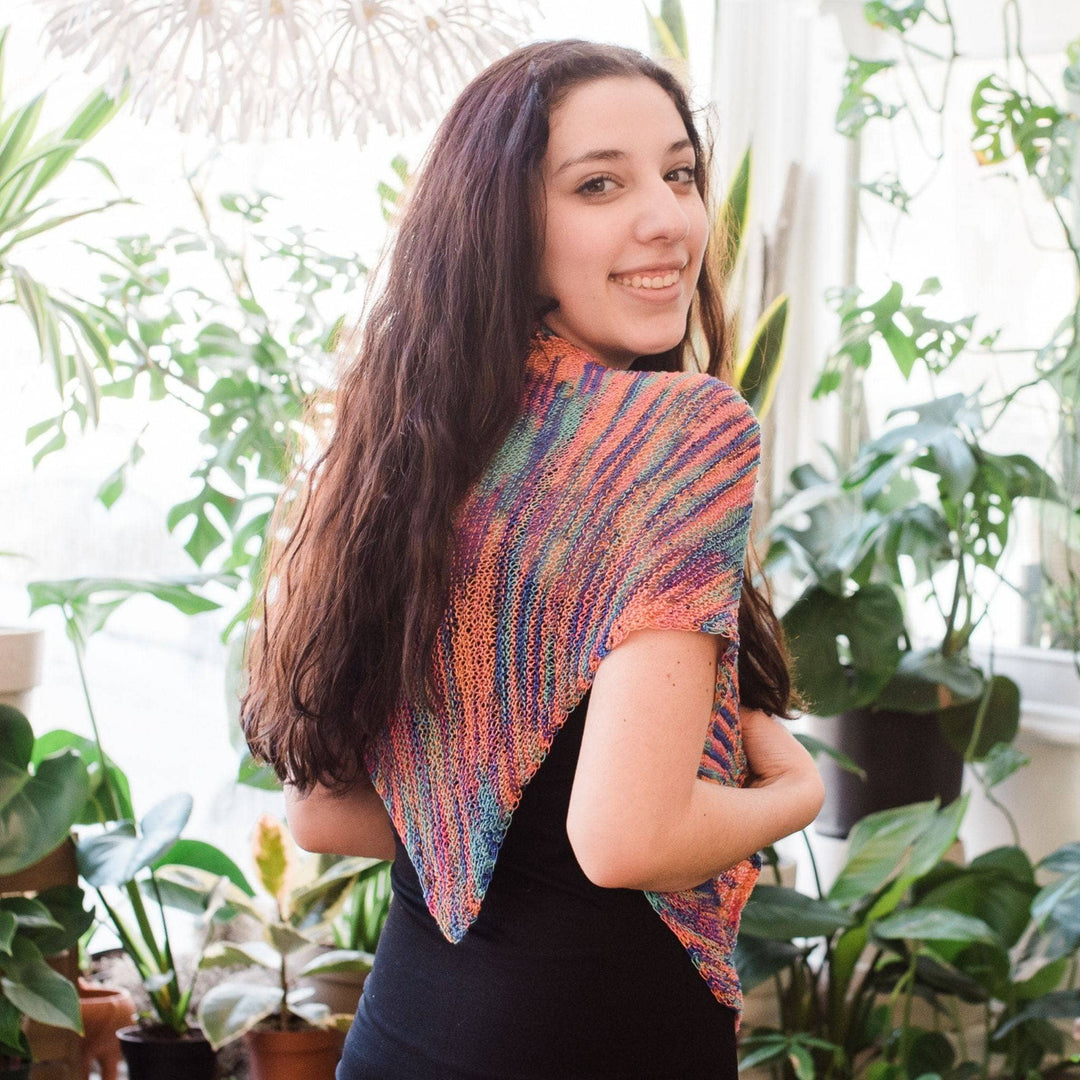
[244,1025,346,1080]
[117,1024,217,1080]
[813,706,964,839]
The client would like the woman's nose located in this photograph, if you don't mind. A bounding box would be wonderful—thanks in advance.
[634,180,691,244]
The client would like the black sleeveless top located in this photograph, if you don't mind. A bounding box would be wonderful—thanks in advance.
[337,690,738,1080]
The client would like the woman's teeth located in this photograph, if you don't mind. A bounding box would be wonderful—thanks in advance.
[612,269,681,289]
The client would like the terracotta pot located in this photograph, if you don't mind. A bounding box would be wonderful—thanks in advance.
[117,1025,216,1080]
[243,1026,346,1080]
[78,980,135,1080]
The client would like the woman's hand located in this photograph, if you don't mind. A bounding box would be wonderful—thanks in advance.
[739,707,825,825]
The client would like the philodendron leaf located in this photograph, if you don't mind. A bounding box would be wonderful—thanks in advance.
[0,742,89,876]
[252,815,294,914]
[197,981,283,1050]
[738,885,853,940]
[77,792,192,886]
[874,907,997,945]
[829,800,939,907]
[298,949,375,978]
[0,936,82,1032]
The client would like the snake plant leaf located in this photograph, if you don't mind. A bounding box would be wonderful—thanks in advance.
[197,981,283,1050]
[735,293,788,420]
[715,145,751,289]
[0,715,89,876]
[782,582,904,715]
[77,793,192,887]
[0,936,82,1033]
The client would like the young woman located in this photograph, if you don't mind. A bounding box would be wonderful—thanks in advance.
[243,40,824,1080]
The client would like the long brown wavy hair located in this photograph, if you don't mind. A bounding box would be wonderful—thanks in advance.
[242,39,794,793]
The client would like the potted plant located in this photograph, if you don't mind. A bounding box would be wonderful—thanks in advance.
[736,773,1080,1078]
[769,384,1055,835]
[196,816,375,1080]
[299,857,392,1017]
[0,705,94,1079]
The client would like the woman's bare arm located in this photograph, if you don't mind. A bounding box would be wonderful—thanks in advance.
[566,627,823,892]
[284,774,398,862]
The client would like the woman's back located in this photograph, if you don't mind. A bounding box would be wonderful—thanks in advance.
[339,690,738,1080]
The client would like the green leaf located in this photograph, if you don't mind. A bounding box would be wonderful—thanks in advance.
[874,650,984,714]
[76,793,192,887]
[874,907,997,944]
[200,940,281,972]
[0,937,82,1033]
[994,989,1080,1038]
[738,885,853,940]
[733,935,806,991]
[196,980,283,1050]
[829,800,938,907]
[938,675,1020,760]
[980,743,1029,788]
[715,145,751,288]
[735,294,788,420]
[782,583,904,714]
[0,910,15,954]
[297,948,374,978]
[252,815,293,910]
[795,733,866,778]
[0,745,89,876]
[154,839,254,897]
[20,886,94,957]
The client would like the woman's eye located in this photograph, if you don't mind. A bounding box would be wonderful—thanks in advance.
[576,175,616,196]
[666,166,696,184]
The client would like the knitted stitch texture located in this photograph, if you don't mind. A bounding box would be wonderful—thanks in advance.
[363,327,762,1015]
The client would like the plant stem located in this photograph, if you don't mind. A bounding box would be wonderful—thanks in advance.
[279,947,289,1032]
[69,614,122,822]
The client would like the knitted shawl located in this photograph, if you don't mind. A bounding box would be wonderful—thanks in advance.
[363,327,762,1015]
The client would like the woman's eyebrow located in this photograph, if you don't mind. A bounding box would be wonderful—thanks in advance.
[553,138,694,176]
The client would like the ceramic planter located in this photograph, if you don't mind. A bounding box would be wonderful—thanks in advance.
[809,707,964,839]
[0,627,43,717]
[78,980,136,1080]
[117,1025,217,1080]
[299,966,370,1019]
[244,1025,346,1080]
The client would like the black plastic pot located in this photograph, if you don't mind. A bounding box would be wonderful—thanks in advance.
[0,1059,30,1080]
[812,706,964,839]
[117,1024,217,1080]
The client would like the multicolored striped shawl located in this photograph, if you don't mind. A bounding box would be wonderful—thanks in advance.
[363,327,762,1016]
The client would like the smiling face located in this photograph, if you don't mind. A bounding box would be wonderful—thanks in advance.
[536,75,709,369]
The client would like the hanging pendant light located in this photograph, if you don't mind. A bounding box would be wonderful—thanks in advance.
[39,0,539,142]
